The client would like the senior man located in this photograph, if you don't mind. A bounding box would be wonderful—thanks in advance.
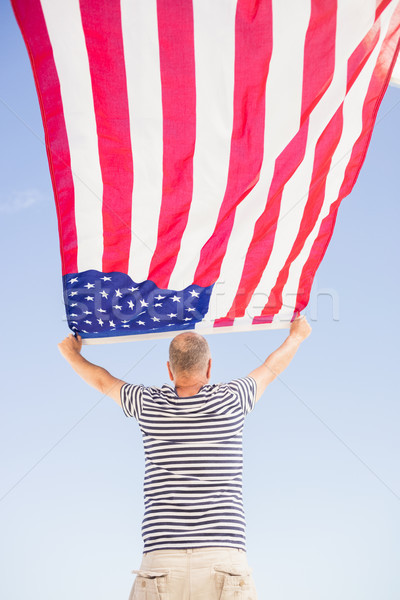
[58,315,311,599]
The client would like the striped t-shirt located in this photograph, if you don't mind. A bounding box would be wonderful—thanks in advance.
[121,376,257,553]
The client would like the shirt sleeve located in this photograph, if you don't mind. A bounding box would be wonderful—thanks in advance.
[226,376,257,415]
[120,383,144,419]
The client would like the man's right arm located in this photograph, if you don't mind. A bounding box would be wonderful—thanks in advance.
[58,334,126,406]
[248,315,312,403]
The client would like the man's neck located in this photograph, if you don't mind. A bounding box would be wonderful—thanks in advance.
[174,376,208,398]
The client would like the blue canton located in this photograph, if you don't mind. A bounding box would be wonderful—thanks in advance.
[63,270,213,339]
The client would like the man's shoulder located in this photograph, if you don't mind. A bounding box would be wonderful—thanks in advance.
[200,378,254,399]
[219,376,256,390]
[221,377,257,411]
[123,383,173,398]
[142,383,177,398]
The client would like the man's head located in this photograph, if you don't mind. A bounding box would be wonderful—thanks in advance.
[167,331,211,384]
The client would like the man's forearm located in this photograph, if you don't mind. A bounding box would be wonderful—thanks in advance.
[263,334,302,378]
[58,333,125,405]
[63,351,114,394]
[248,316,311,401]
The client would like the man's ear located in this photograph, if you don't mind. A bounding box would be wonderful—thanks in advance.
[167,361,174,382]
[206,358,212,380]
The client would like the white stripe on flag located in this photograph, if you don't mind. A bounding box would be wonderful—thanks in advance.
[168,0,237,291]
[41,0,104,273]
[274,0,397,324]
[122,0,164,284]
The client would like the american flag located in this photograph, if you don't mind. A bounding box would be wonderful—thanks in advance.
[12,0,400,342]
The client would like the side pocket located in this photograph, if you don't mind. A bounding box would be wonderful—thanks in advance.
[213,565,257,600]
[128,569,169,600]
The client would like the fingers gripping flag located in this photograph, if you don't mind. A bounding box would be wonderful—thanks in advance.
[12,0,400,342]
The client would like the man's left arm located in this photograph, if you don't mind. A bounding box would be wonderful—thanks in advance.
[248,315,312,403]
[58,334,126,406]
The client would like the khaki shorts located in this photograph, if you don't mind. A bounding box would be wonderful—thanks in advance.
[128,546,258,599]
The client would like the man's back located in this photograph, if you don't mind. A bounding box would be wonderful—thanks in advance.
[121,377,257,553]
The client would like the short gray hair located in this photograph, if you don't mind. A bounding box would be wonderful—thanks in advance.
[169,332,210,375]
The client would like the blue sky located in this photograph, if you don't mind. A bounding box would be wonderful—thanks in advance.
[1,3,400,599]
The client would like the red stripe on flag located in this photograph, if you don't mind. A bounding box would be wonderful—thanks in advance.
[300,0,337,126]
[193,0,272,289]
[80,0,133,274]
[376,0,392,21]
[147,0,196,289]
[214,318,235,328]
[12,0,78,276]
[215,0,337,325]
[294,5,400,316]
[254,108,343,323]
[293,205,339,319]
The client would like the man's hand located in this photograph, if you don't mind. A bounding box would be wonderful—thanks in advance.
[58,333,83,360]
[58,333,125,406]
[248,315,311,402]
[289,314,312,341]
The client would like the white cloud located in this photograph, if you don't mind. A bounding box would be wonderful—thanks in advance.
[0,189,43,213]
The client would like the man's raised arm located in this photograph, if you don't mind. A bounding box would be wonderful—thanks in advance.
[248,315,312,403]
[58,334,125,406]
